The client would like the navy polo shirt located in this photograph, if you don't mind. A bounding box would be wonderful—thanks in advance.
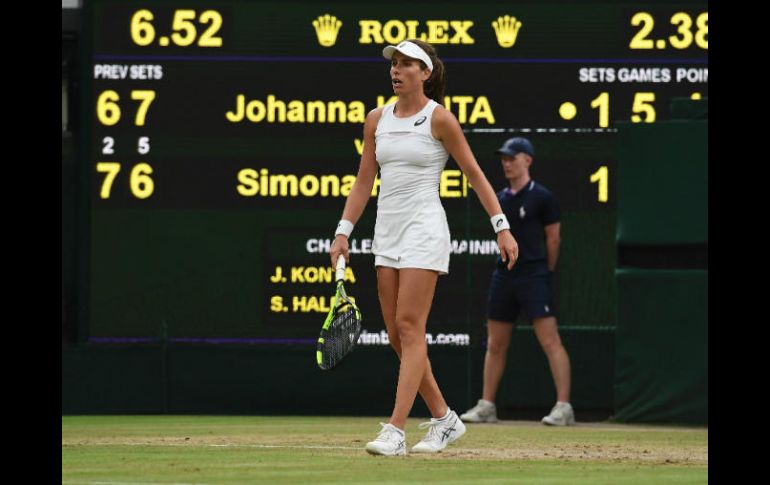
[495,180,560,276]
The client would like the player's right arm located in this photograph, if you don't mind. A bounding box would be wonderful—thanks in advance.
[340,107,381,226]
[330,107,382,266]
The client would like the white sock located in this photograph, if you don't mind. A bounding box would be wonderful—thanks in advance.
[435,409,452,421]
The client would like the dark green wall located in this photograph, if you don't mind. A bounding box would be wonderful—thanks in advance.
[612,101,708,425]
[614,269,707,425]
[62,327,614,418]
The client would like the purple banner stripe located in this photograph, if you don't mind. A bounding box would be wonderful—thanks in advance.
[89,337,316,345]
[89,337,157,343]
[92,54,707,64]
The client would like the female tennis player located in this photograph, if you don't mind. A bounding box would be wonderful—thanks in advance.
[330,39,519,455]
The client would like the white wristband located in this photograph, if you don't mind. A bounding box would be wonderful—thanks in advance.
[335,219,354,238]
[490,214,510,233]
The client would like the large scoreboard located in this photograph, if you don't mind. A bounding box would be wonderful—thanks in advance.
[82,0,707,347]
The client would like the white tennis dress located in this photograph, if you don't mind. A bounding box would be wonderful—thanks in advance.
[372,99,452,274]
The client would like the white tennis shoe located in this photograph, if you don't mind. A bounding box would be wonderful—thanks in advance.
[460,399,498,423]
[411,409,466,453]
[541,402,576,426]
[365,422,406,456]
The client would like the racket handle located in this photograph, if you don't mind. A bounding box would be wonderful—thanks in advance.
[336,255,346,281]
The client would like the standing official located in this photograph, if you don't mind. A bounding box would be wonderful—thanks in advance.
[461,137,575,426]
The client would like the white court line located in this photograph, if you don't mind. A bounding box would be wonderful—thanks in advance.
[63,482,213,485]
[210,444,359,449]
[65,442,360,450]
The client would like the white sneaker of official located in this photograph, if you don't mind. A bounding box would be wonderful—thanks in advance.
[365,422,406,456]
[541,402,576,426]
[411,410,467,453]
[460,399,498,423]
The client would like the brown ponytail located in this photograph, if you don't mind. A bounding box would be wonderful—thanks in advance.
[407,39,446,104]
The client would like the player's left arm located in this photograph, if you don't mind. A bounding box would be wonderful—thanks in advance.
[432,106,519,268]
[432,106,501,216]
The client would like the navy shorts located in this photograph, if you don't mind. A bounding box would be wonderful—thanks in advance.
[486,268,555,323]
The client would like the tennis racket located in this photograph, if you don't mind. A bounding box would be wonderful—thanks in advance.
[316,255,363,370]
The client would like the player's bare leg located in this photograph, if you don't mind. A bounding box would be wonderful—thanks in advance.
[376,267,448,423]
[386,268,441,429]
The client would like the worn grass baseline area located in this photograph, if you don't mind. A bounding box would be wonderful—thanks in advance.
[62,415,708,484]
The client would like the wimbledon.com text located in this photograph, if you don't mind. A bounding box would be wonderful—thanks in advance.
[357,329,470,346]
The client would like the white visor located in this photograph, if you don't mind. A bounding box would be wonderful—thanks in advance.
[382,41,433,71]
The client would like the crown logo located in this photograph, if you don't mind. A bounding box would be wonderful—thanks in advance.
[492,15,522,48]
[313,14,342,47]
